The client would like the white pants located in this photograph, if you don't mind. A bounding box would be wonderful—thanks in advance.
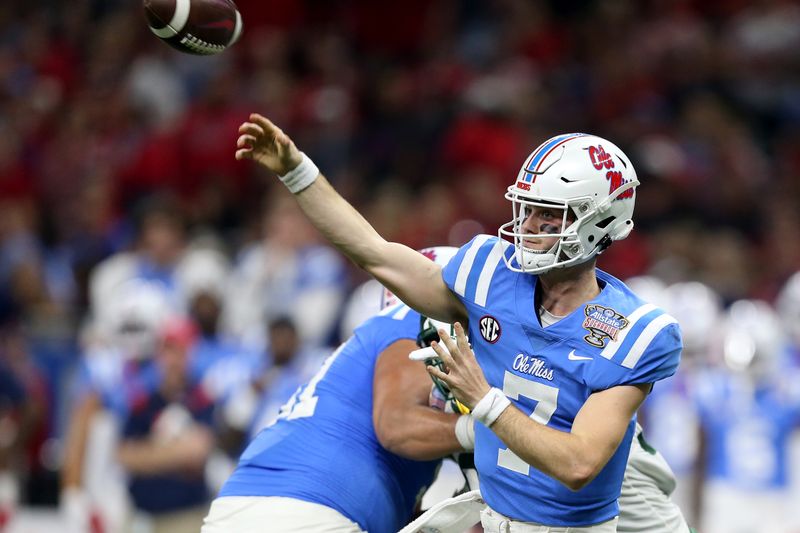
[700,482,793,533]
[618,426,691,533]
[480,507,618,533]
[201,496,365,533]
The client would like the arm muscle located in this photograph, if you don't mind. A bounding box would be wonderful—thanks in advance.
[295,177,465,323]
[490,383,649,490]
[373,339,463,460]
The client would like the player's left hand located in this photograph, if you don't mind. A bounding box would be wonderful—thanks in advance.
[426,323,491,410]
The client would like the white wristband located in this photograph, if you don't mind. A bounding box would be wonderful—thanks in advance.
[455,414,475,451]
[278,152,319,193]
[471,387,511,427]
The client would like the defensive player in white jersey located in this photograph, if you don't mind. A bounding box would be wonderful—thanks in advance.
[234,115,683,531]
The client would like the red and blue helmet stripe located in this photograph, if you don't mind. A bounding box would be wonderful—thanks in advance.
[520,133,587,183]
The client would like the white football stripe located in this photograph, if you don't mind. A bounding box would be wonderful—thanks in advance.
[149,0,191,38]
[229,9,243,45]
[454,235,492,297]
[474,240,507,307]
[392,304,412,320]
[621,313,677,369]
[599,303,657,360]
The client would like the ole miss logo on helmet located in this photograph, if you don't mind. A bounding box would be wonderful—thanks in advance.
[587,144,634,201]
[588,145,615,170]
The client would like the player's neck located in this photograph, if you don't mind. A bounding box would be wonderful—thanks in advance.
[537,261,600,317]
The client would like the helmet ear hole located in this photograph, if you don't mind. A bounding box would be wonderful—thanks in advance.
[595,216,615,229]
[609,219,634,241]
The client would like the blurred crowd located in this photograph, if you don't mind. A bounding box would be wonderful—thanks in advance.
[1,0,800,532]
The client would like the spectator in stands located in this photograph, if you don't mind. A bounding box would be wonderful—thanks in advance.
[117,317,215,533]
[218,316,326,456]
[0,329,43,531]
[223,195,348,348]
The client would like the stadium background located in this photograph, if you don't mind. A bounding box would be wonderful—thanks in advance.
[1,0,800,532]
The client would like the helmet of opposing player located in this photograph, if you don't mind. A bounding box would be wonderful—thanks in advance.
[499,134,639,274]
[411,314,471,415]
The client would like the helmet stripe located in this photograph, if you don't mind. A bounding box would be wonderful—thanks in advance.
[522,133,586,182]
[531,133,586,172]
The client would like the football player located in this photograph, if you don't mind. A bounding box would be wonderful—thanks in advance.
[61,279,174,533]
[411,315,691,533]
[693,300,800,533]
[638,280,722,524]
[234,115,683,531]
[201,247,476,533]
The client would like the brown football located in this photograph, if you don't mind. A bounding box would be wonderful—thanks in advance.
[143,0,242,55]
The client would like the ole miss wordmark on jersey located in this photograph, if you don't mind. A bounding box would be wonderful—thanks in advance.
[219,304,439,533]
[442,235,682,526]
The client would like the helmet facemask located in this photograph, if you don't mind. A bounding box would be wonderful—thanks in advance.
[499,188,634,274]
[410,316,471,415]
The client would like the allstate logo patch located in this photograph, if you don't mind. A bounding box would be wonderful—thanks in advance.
[479,315,501,343]
[581,304,628,347]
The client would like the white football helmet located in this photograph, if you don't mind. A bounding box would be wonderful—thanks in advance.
[624,275,669,309]
[499,133,639,274]
[665,281,723,359]
[100,279,175,359]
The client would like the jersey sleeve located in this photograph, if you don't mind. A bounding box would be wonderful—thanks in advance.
[354,305,421,355]
[621,322,682,384]
[589,317,682,390]
[441,234,511,307]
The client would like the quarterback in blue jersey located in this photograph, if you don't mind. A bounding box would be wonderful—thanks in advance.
[202,248,475,533]
[235,115,682,530]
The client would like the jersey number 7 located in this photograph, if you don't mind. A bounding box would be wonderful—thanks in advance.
[496,371,559,475]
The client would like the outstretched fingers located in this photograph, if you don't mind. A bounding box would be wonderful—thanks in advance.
[235,147,253,161]
[437,327,464,364]
[454,323,471,358]
[249,113,280,135]
[238,122,266,138]
[237,134,256,148]
[426,363,450,385]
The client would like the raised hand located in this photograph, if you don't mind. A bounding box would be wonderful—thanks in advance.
[235,113,303,176]
[426,322,491,410]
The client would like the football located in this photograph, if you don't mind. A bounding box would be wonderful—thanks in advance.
[144,0,243,55]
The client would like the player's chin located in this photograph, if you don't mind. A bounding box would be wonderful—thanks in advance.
[521,242,548,253]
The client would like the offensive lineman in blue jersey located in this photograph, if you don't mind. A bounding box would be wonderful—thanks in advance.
[202,248,476,533]
[234,115,683,531]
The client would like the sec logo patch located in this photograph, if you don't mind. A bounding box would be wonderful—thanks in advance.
[479,315,501,343]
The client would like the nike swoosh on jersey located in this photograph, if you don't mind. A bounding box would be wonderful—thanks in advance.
[568,350,593,361]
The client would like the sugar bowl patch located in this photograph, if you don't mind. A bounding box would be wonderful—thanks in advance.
[582,304,628,347]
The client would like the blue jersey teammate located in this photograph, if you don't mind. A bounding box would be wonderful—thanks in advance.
[233,114,682,531]
[202,249,475,533]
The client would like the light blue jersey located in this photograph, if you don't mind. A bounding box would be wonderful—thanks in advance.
[639,370,701,477]
[219,304,439,533]
[695,367,800,489]
[442,235,682,526]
